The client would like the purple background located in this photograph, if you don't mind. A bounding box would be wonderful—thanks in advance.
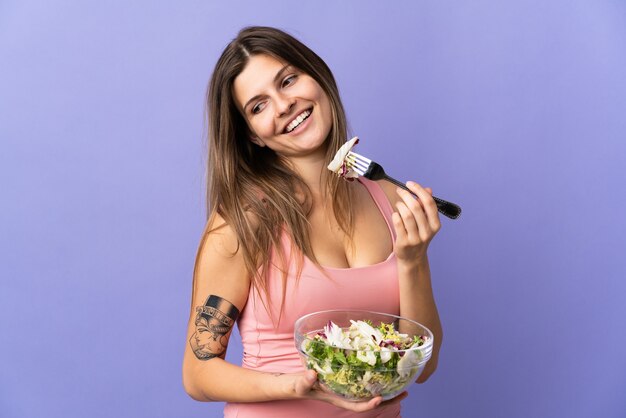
[1,1,625,417]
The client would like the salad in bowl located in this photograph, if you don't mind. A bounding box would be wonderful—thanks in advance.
[294,310,433,401]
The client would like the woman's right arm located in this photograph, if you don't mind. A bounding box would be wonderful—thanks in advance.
[182,215,294,402]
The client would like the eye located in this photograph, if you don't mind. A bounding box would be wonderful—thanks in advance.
[251,101,267,114]
[281,74,297,88]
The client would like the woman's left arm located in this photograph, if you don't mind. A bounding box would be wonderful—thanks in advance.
[387,181,444,383]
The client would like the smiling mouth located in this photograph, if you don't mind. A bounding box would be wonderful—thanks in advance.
[284,109,312,133]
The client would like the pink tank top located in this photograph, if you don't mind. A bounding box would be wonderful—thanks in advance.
[224,178,402,418]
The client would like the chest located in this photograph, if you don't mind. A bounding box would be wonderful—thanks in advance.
[308,185,393,269]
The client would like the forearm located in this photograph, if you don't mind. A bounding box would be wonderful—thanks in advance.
[397,257,443,352]
[183,352,296,402]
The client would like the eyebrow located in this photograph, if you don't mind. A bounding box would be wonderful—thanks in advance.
[242,64,292,113]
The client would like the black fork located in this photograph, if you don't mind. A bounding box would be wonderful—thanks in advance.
[347,152,462,220]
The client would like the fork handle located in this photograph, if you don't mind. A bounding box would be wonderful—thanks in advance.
[384,175,462,220]
[432,195,462,220]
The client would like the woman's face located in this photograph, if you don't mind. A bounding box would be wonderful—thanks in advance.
[233,54,333,160]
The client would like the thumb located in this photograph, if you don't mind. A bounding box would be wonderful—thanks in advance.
[294,370,317,395]
[425,187,433,195]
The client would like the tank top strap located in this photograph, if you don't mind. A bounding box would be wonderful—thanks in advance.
[358,177,397,241]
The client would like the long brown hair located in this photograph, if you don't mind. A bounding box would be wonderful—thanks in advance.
[197,26,354,321]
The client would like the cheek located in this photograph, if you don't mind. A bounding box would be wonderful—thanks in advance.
[249,113,274,136]
[318,94,333,125]
[309,81,327,102]
[310,83,331,114]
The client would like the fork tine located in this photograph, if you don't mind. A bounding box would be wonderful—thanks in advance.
[346,152,371,175]
[350,161,369,174]
[347,151,371,164]
[346,154,367,167]
[346,156,369,174]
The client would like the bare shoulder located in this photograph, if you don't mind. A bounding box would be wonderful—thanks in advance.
[375,179,402,206]
[184,212,251,367]
[192,212,251,311]
[198,213,241,258]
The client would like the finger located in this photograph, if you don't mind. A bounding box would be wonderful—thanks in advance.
[416,365,432,383]
[294,370,317,395]
[392,211,408,244]
[406,182,440,233]
[404,182,436,218]
[416,355,438,384]
[379,391,408,407]
[320,393,382,412]
[425,187,433,195]
[396,189,429,242]
[395,200,421,245]
[341,396,382,412]
[416,369,431,384]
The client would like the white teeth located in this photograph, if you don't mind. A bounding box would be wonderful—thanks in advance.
[286,110,311,133]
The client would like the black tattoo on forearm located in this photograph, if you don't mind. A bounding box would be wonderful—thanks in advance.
[189,295,240,361]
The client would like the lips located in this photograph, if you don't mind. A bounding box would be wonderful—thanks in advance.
[283,108,312,133]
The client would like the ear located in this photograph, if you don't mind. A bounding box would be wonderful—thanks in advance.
[249,135,266,147]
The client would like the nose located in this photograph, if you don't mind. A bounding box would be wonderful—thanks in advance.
[275,94,295,117]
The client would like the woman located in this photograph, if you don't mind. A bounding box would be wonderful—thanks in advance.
[182,26,443,418]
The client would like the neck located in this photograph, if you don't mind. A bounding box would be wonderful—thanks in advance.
[285,152,329,203]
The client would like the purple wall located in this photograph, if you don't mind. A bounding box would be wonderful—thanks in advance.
[1,1,625,417]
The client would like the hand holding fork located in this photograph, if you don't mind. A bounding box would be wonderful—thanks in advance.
[346,152,462,220]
